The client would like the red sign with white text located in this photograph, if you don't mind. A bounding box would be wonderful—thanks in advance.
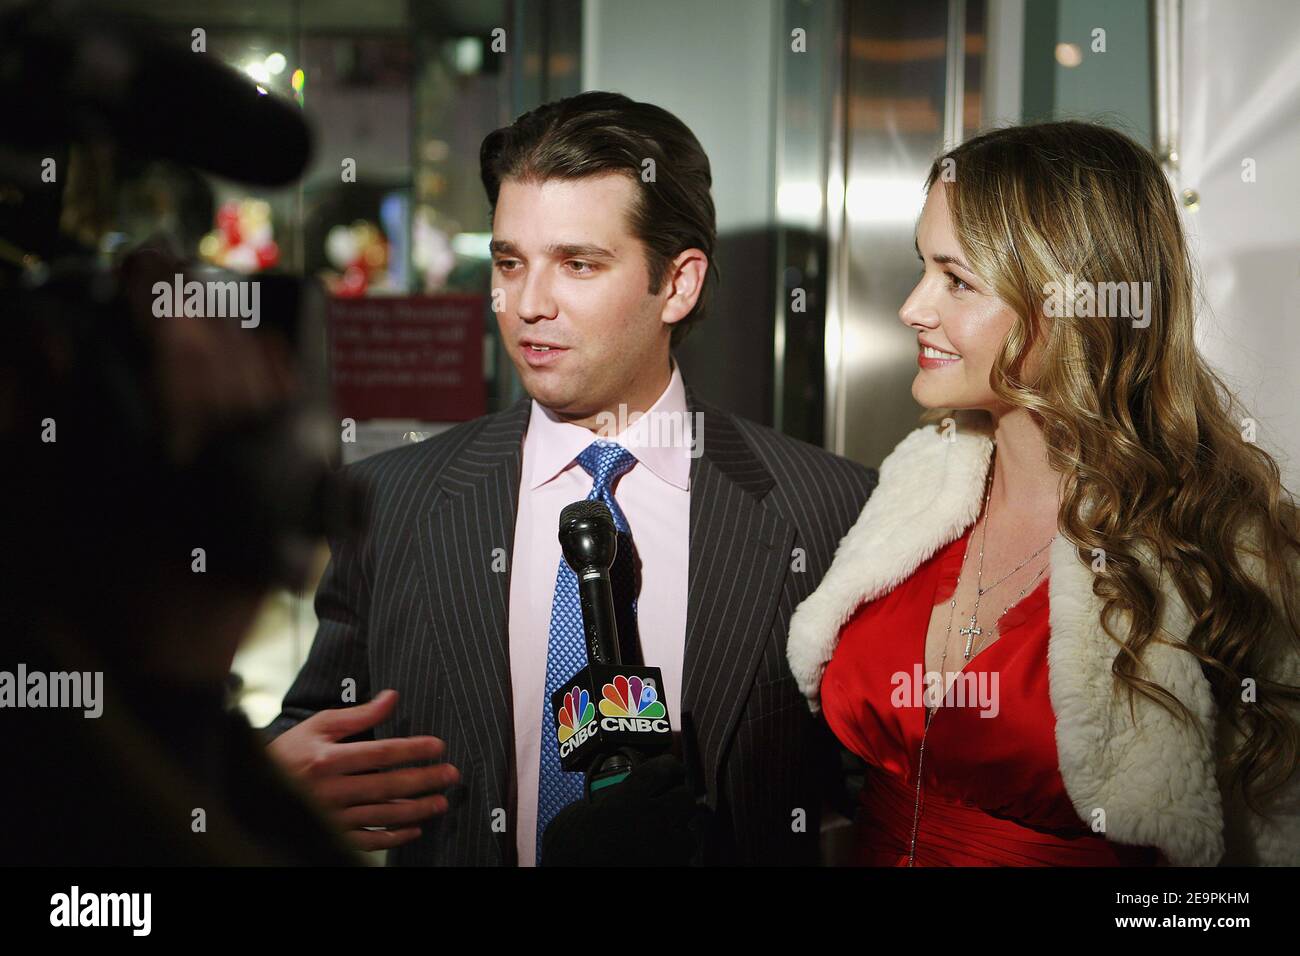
[329,295,486,421]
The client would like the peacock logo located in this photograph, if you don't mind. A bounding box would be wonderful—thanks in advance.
[556,687,595,743]
[598,675,666,720]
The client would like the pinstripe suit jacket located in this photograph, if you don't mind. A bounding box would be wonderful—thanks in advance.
[266,386,877,865]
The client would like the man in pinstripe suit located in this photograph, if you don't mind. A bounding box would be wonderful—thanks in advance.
[265,92,877,865]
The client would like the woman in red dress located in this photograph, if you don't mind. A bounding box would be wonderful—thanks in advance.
[788,122,1300,866]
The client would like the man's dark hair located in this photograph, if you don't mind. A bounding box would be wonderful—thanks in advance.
[480,91,718,347]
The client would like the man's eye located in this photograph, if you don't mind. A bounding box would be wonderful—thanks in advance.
[567,260,596,275]
[495,259,519,271]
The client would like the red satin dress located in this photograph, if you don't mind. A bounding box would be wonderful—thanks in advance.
[821,524,1157,866]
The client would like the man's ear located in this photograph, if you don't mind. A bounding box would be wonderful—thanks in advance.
[659,248,708,328]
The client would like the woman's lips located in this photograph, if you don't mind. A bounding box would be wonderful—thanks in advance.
[521,343,569,368]
[918,345,961,369]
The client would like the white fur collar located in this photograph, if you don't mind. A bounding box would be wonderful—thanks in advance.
[787,414,1300,865]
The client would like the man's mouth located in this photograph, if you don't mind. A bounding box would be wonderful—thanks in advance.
[520,340,570,367]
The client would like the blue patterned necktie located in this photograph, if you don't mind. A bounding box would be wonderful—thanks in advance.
[535,440,639,863]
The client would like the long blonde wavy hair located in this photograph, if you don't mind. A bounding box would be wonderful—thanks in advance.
[923,121,1300,812]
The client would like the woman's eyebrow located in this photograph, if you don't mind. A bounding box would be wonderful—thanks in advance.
[932,253,973,271]
[914,237,973,272]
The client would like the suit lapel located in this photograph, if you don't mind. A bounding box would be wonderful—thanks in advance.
[680,389,795,794]
[417,397,530,860]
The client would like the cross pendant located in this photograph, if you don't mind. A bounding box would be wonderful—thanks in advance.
[959,614,982,660]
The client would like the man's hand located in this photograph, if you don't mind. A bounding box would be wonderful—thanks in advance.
[267,690,459,851]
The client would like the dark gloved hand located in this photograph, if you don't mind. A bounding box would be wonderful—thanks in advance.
[540,753,710,866]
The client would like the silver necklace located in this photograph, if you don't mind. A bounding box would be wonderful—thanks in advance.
[976,536,1055,597]
[906,447,1056,866]
[959,454,1058,660]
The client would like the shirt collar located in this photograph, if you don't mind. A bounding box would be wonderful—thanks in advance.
[524,359,692,492]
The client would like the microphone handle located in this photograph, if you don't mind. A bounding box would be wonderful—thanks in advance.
[575,567,621,665]
[574,566,636,795]
[588,748,639,798]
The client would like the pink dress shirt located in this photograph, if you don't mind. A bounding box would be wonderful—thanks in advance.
[508,362,692,866]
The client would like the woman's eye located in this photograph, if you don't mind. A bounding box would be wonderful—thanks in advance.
[946,272,970,292]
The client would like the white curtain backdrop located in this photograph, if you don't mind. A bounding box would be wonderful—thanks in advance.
[1179,0,1300,489]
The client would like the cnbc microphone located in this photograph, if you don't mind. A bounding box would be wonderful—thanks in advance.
[550,500,672,798]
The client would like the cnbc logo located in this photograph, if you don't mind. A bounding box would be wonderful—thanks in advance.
[551,671,673,765]
[598,675,669,734]
[556,686,597,756]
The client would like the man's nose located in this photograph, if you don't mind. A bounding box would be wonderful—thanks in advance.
[516,269,557,322]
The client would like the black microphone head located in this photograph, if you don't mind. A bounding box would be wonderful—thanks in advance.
[559,500,617,573]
